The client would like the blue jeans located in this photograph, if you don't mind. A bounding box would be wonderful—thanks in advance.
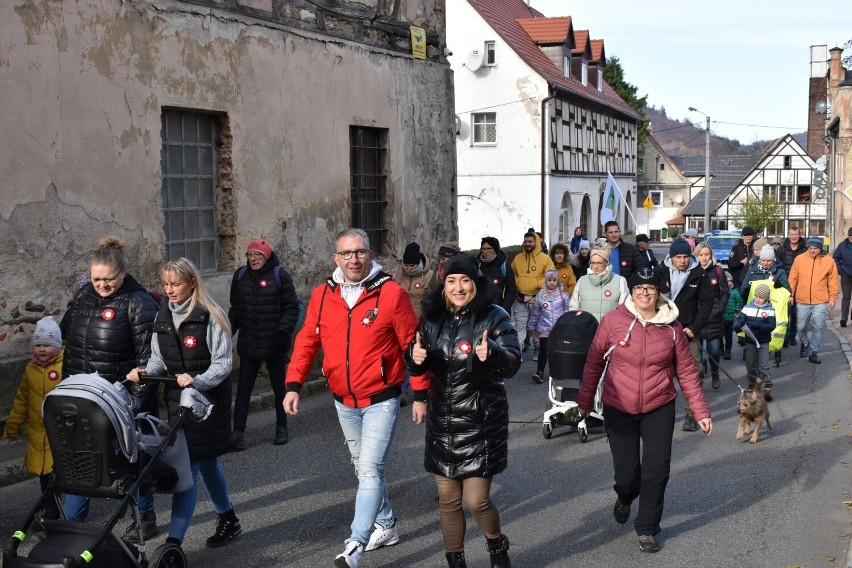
[700,337,721,373]
[334,398,399,546]
[62,493,89,521]
[797,303,828,354]
[169,458,233,542]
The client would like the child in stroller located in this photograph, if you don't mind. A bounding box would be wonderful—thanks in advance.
[542,310,603,442]
[2,373,208,568]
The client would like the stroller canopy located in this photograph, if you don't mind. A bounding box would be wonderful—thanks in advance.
[43,373,139,463]
[547,310,599,381]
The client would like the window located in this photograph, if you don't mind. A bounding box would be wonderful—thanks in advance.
[581,58,588,86]
[659,162,665,171]
[779,185,794,202]
[485,41,496,66]
[597,67,603,92]
[638,156,644,172]
[783,155,792,169]
[808,220,826,236]
[161,110,219,272]
[562,56,569,76]
[472,112,497,144]
[649,191,662,206]
[350,127,389,255]
[796,185,810,203]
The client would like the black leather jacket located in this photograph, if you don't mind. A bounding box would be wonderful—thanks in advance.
[405,279,521,479]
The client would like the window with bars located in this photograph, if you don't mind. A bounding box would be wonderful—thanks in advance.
[472,112,497,145]
[350,126,389,255]
[161,110,219,272]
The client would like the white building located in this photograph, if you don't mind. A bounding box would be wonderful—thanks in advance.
[447,0,641,249]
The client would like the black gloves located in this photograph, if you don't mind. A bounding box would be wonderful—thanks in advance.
[272,331,291,352]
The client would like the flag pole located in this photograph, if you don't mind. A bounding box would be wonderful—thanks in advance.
[606,171,640,232]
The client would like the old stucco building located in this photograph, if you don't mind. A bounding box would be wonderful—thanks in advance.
[0,0,456,399]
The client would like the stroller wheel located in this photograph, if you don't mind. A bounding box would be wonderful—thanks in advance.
[543,423,553,439]
[150,542,187,568]
[579,426,588,443]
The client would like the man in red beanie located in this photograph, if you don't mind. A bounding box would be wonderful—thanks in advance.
[228,238,301,449]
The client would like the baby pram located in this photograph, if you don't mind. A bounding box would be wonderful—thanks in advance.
[542,310,604,442]
[3,374,208,568]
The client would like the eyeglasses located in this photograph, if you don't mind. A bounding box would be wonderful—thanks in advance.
[632,286,657,295]
[92,274,121,285]
[245,252,266,258]
[335,249,370,260]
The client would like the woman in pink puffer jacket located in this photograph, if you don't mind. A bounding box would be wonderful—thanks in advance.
[579,268,712,554]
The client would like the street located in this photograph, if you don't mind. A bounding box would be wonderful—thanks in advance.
[1,330,850,568]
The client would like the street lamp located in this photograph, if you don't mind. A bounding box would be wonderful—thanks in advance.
[689,107,711,234]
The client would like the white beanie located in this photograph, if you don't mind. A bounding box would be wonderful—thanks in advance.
[578,239,591,251]
[33,316,62,348]
[759,244,775,261]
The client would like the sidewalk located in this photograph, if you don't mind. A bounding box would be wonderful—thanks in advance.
[0,376,328,488]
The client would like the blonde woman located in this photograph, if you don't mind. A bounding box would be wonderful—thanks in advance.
[128,257,240,550]
[693,243,729,388]
[569,245,629,322]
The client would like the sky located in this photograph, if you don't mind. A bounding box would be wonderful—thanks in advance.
[529,0,852,144]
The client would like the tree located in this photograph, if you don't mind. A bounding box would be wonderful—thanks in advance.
[843,39,852,68]
[604,56,649,146]
[728,194,785,234]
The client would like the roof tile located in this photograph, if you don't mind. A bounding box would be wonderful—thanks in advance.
[517,17,571,44]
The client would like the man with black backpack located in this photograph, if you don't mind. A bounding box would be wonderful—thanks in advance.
[228,239,301,449]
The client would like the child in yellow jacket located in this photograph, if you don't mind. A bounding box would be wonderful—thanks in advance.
[3,316,64,510]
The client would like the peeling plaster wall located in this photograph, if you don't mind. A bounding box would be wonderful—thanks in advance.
[0,0,456,396]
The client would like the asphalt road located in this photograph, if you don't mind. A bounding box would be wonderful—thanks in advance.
[1,333,850,568]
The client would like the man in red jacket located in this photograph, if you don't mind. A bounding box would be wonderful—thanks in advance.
[284,228,417,568]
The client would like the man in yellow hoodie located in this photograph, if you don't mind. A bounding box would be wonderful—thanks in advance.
[788,236,838,364]
[511,230,555,359]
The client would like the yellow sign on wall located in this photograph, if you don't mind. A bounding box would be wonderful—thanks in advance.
[411,26,426,60]
[643,195,654,209]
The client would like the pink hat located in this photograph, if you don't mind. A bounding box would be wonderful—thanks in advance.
[247,239,272,260]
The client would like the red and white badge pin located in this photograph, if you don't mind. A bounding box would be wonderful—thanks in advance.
[621,260,628,266]
[604,290,612,297]
[531,266,537,271]
[760,311,769,318]
[415,282,422,288]
[102,308,115,321]
[618,339,629,347]
[543,302,549,309]
[259,280,269,288]
[184,336,198,348]
[493,279,500,285]
[48,370,59,381]
[710,278,718,285]
[458,341,472,354]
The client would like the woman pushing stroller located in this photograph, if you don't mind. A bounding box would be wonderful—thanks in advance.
[127,257,241,550]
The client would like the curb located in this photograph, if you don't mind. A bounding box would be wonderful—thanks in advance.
[0,377,328,489]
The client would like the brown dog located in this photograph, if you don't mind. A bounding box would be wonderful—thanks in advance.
[736,378,772,444]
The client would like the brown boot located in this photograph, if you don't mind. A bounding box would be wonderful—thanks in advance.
[711,372,720,389]
[682,406,697,432]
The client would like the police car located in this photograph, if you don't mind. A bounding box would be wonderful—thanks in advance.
[701,230,742,268]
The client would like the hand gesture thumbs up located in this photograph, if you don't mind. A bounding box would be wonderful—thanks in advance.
[411,332,427,365]
[475,329,489,362]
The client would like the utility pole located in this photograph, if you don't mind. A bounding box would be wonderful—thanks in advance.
[689,107,711,234]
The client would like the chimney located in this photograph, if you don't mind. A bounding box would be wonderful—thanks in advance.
[829,47,844,89]
[807,45,828,158]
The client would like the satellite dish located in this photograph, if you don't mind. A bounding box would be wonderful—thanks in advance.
[466,49,483,71]
[454,115,462,135]
[675,195,684,205]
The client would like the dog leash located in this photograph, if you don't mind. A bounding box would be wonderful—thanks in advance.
[695,340,744,393]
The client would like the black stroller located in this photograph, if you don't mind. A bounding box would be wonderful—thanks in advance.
[542,310,604,442]
[3,374,203,568]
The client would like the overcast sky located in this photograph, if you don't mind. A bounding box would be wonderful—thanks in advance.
[528,0,851,144]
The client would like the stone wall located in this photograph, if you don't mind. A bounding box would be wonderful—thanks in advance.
[0,0,456,414]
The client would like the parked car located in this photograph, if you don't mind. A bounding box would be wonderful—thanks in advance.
[702,231,742,268]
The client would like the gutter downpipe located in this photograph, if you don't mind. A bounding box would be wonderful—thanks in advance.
[541,90,556,239]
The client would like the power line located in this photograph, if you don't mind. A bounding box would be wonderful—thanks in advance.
[714,120,805,131]
[651,121,703,134]
[456,97,537,114]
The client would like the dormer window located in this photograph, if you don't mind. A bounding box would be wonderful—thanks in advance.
[581,57,588,86]
[597,67,603,92]
[485,41,496,66]
[563,56,569,76]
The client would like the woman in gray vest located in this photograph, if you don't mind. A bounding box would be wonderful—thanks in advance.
[569,245,628,322]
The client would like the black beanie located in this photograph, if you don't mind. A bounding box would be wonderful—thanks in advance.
[481,236,500,252]
[669,238,692,258]
[402,242,421,265]
[627,267,661,290]
[443,254,479,281]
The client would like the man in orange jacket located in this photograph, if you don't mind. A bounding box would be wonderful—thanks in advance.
[284,228,417,568]
[788,236,839,364]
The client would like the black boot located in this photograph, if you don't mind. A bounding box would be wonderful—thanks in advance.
[445,551,467,568]
[274,425,289,445]
[486,534,511,568]
[206,509,242,548]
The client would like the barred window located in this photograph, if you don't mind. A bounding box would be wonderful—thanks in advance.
[472,112,497,145]
[161,110,219,272]
[350,126,389,255]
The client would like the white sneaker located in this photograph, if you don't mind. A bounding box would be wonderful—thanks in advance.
[334,541,364,568]
[364,520,400,551]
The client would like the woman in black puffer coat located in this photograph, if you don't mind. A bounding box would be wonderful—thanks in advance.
[406,254,521,568]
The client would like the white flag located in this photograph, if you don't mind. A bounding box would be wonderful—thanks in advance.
[599,172,621,225]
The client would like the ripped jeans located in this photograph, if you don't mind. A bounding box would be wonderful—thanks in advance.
[334,398,399,546]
